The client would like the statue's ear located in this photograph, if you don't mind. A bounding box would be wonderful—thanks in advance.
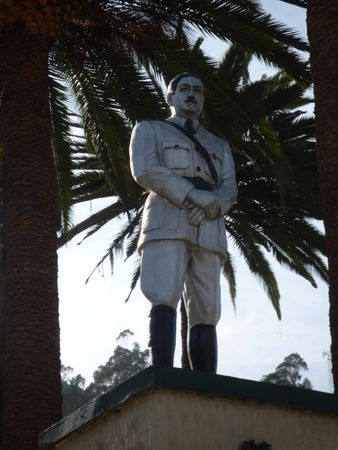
[167,92,173,106]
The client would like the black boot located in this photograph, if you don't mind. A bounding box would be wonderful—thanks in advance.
[149,305,177,367]
[188,324,217,373]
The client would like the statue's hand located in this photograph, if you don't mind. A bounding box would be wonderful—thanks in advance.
[187,206,205,226]
[187,189,219,220]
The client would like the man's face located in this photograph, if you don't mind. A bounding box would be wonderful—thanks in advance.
[167,76,204,119]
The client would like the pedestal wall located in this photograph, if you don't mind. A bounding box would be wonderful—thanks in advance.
[39,367,338,450]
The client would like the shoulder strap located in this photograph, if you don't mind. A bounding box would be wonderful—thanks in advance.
[164,121,219,186]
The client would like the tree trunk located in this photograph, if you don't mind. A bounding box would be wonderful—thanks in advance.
[307,3,338,392]
[0,177,5,450]
[0,30,62,449]
[0,43,4,450]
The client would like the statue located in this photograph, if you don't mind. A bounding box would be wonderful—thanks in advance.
[129,73,237,373]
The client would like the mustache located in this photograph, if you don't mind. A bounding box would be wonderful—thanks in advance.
[185,97,197,103]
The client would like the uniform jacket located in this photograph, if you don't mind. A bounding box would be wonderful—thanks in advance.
[129,116,238,258]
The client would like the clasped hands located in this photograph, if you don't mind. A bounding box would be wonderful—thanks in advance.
[186,189,220,226]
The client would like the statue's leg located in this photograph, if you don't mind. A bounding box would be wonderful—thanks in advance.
[149,304,176,366]
[140,240,189,367]
[184,250,221,373]
[188,324,217,373]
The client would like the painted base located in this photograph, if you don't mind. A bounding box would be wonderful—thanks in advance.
[39,367,338,450]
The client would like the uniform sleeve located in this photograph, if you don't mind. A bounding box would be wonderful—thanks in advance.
[212,141,238,215]
[129,121,194,208]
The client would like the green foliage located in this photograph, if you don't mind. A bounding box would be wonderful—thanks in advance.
[61,365,92,416]
[45,0,312,231]
[3,1,312,319]
[59,41,326,319]
[86,341,149,398]
[0,1,313,446]
[261,353,313,389]
[0,4,315,301]
[5,0,316,320]
[61,330,149,417]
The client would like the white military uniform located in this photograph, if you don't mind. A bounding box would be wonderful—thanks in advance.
[129,115,237,328]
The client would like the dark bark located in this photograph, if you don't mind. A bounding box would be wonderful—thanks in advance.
[0,177,5,450]
[0,30,62,449]
[0,59,5,450]
[307,3,338,392]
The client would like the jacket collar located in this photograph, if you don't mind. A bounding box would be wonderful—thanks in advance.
[166,115,201,133]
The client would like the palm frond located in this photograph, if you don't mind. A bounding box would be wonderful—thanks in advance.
[85,209,142,283]
[55,61,132,202]
[57,200,127,248]
[218,43,252,87]
[49,71,79,233]
[222,251,237,308]
[125,259,141,303]
[226,217,281,318]
[49,8,324,320]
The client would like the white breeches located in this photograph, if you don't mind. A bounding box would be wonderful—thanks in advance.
[140,240,221,328]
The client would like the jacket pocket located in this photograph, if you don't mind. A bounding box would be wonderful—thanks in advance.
[162,140,191,169]
[142,195,179,231]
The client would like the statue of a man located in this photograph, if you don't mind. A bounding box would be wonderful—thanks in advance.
[129,73,237,373]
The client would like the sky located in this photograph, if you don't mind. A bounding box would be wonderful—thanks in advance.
[58,1,333,392]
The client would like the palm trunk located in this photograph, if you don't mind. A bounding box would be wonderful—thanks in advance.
[307,2,338,392]
[0,47,4,450]
[0,176,5,450]
[0,31,62,449]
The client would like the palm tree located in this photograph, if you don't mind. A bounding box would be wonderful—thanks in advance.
[307,1,338,391]
[0,2,312,448]
[59,42,326,367]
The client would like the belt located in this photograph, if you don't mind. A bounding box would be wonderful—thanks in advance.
[184,176,214,191]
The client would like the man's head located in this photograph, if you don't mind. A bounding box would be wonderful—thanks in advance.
[167,73,204,119]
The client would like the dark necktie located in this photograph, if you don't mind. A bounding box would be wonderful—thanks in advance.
[185,119,196,135]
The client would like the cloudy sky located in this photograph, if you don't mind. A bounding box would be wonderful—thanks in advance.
[58,1,332,392]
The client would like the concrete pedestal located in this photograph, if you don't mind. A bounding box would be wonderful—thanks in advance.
[39,367,338,450]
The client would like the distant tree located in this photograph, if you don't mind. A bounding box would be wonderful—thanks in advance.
[61,330,149,416]
[261,353,312,389]
[86,330,149,398]
[61,365,91,417]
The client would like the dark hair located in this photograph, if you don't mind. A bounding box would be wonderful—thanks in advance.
[167,72,204,94]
